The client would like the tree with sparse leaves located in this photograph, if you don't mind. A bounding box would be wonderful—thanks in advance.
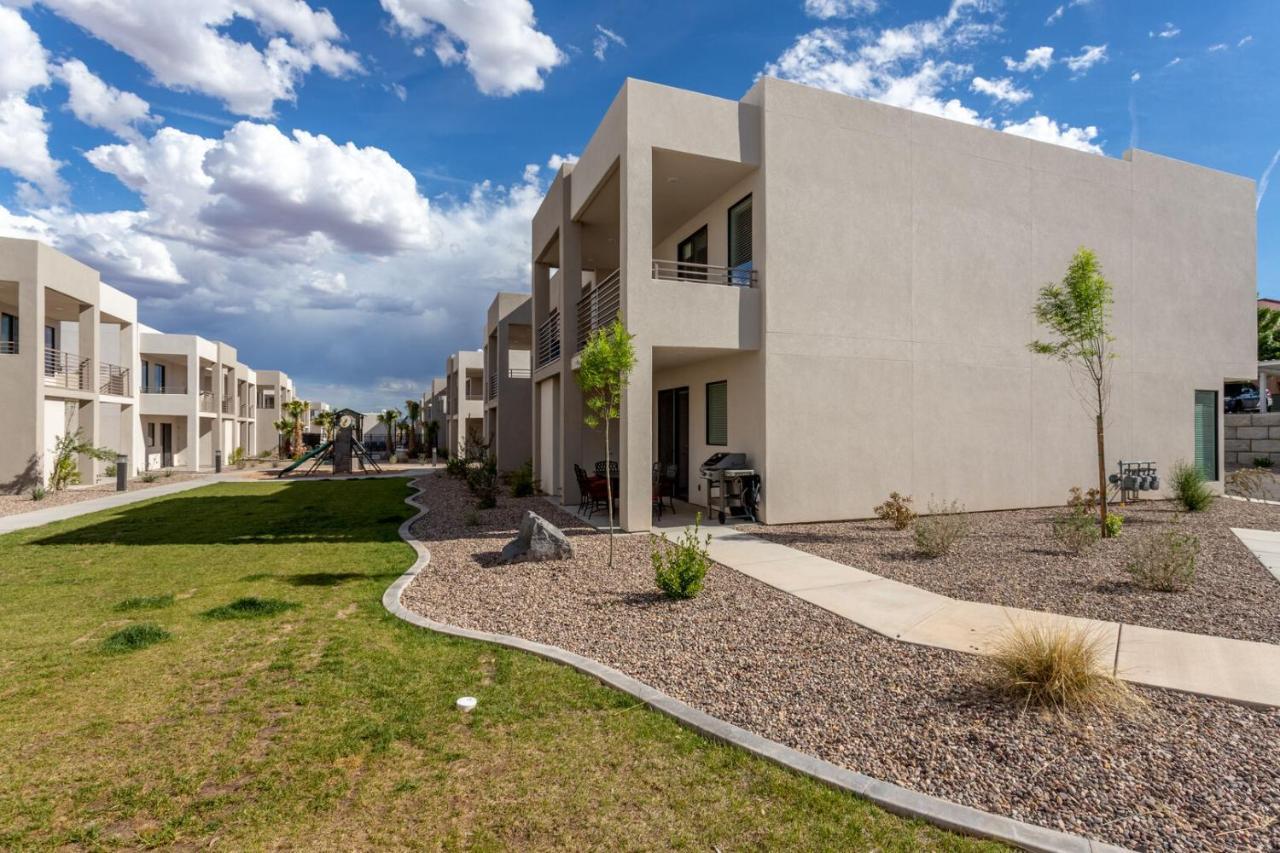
[1030,247,1117,537]
[1258,307,1280,361]
[576,318,636,568]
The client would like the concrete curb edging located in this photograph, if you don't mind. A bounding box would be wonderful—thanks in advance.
[384,475,1125,853]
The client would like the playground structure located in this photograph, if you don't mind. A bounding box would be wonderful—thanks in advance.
[277,409,383,478]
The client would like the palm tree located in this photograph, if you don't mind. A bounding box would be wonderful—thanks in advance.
[313,410,335,441]
[272,417,295,457]
[285,399,308,459]
[404,399,422,455]
[378,408,401,456]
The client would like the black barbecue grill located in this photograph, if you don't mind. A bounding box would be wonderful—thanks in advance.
[700,453,759,523]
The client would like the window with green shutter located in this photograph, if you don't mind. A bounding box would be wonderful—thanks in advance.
[727,194,752,285]
[706,381,727,446]
[1193,390,1218,481]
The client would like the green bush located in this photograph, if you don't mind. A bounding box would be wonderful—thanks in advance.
[1104,512,1124,538]
[140,471,159,483]
[463,509,480,527]
[653,514,712,600]
[1053,512,1100,554]
[444,454,468,479]
[873,492,916,530]
[466,454,499,509]
[1254,456,1274,469]
[30,484,46,501]
[913,499,969,558]
[229,446,247,469]
[1170,461,1214,512]
[101,623,171,653]
[509,459,536,497]
[1126,531,1199,592]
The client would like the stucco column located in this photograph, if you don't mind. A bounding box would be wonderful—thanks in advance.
[557,193,585,507]
[530,264,552,493]
[187,353,201,470]
[618,144,654,532]
[496,321,511,468]
[77,302,100,485]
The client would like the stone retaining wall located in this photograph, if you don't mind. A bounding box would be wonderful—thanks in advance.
[1224,412,1280,467]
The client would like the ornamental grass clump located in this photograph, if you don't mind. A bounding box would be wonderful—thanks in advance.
[1171,461,1214,512]
[913,499,969,558]
[990,621,1133,714]
[873,492,916,530]
[653,514,712,600]
[1053,512,1100,555]
[1126,530,1199,592]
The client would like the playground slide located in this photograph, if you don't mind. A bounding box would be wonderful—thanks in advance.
[276,440,332,477]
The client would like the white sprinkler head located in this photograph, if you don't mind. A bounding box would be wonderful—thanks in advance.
[456,696,477,712]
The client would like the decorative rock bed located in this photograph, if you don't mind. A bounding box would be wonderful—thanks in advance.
[401,476,1280,852]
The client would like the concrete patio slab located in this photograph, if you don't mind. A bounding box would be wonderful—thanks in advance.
[1114,624,1280,707]
[706,535,820,566]
[1230,527,1280,583]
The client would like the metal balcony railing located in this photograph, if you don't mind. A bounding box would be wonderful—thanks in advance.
[0,340,16,355]
[99,362,130,396]
[576,269,621,351]
[465,388,484,401]
[487,378,497,400]
[652,258,757,287]
[199,391,215,412]
[142,384,187,394]
[536,309,561,368]
[221,397,233,414]
[508,367,531,379]
[43,349,89,390]
[239,402,248,417]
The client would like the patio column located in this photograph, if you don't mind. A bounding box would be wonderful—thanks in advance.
[557,185,585,508]
[618,141,653,532]
[77,301,100,485]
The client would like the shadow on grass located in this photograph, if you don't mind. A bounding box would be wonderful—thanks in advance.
[283,571,401,587]
[28,481,411,547]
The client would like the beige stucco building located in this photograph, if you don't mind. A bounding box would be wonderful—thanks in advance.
[0,238,144,493]
[445,350,484,457]
[531,77,1256,532]
[483,292,533,471]
[255,369,296,455]
[423,376,447,454]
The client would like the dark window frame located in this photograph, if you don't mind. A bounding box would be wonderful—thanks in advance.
[677,224,709,280]
[726,193,753,282]
[1,312,16,347]
[706,380,728,446]
[1193,389,1219,481]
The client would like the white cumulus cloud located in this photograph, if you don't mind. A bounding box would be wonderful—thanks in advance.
[1064,44,1108,76]
[0,5,63,198]
[804,0,878,19]
[1002,114,1102,154]
[55,59,157,141]
[1003,46,1053,73]
[380,0,564,96]
[1150,22,1180,39]
[971,76,1031,104]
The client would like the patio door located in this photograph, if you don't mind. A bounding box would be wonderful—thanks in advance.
[657,387,689,500]
[161,423,173,468]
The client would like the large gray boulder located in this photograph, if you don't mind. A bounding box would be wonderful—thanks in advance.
[498,511,574,564]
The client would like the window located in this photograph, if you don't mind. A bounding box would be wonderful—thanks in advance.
[706,381,728,446]
[155,363,166,390]
[677,225,708,280]
[727,194,753,285]
[1,312,16,353]
[1193,390,1218,481]
[146,422,156,446]
[141,359,150,389]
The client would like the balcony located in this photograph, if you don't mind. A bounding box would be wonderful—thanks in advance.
[576,269,621,351]
[239,402,248,417]
[43,349,89,391]
[143,384,187,394]
[652,259,756,287]
[221,397,233,414]
[465,388,484,401]
[487,379,497,400]
[199,391,215,413]
[99,362,130,397]
[536,309,561,368]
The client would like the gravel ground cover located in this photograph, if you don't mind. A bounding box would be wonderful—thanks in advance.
[0,470,207,518]
[402,476,1280,851]
[750,498,1280,644]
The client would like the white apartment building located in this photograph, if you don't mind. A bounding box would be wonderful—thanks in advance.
[255,369,296,455]
[483,292,533,471]
[423,376,447,453]
[445,350,484,457]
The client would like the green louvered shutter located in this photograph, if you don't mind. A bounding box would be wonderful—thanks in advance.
[1193,391,1218,481]
[706,381,727,446]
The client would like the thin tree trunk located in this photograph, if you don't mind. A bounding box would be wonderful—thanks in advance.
[604,414,614,568]
[1096,411,1108,537]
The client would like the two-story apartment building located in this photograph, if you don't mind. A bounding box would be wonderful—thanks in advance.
[531,77,1255,531]
[445,350,484,457]
[138,329,258,470]
[0,238,144,492]
[255,369,295,455]
[423,376,447,454]
[483,292,533,471]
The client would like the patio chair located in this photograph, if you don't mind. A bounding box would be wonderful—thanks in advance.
[576,463,610,519]
[594,460,618,478]
[658,462,678,513]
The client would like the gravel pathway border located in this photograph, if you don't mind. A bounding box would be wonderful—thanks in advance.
[383,474,1121,853]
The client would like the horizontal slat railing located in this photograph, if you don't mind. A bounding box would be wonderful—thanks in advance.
[99,362,130,396]
[576,269,621,352]
[42,349,89,391]
[199,391,215,412]
[142,385,187,394]
[0,340,16,354]
[652,259,756,287]
[536,310,561,368]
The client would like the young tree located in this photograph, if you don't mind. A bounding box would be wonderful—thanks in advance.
[48,430,116,490]
[575,317,637,567]
[285,399,309,459]
[1030,247,1116,535]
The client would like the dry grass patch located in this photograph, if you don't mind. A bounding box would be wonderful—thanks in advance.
[989,621,1135,714]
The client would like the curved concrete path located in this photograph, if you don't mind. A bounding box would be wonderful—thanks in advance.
[651,518,1280,709]
[388,476,1122,853]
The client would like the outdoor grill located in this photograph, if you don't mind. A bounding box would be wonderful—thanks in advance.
[700,452,760,524]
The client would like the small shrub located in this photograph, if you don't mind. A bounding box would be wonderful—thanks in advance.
[101,622,171,654]
[913,499,969,558]
[990,621,1132,713]
[1052,512,1100,554]
[509,459,535,497]
[229,446,247,469]
[204,597,298,620]
[1254,456,1274,469]
[114,594,175,612]
[466,454,500,509]
[1066,486,1101,515]
[139,471,158,483]
[873,492,916,530]
[163,468,174,478]
[1170,461,1214,512]
[30,484,46,501]
[1126,530,1199,592]
[653,514,712,600]
[1103,512,1124,538]
[1227,467,1267,500]
[445,455,468,479]
[463,509,480,527]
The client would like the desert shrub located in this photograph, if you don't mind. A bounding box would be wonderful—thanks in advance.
[1066,486,1101,515]
[101,623,171,654]
[508,459,535,497]
[444,454,468,479]
[990,621,1132,713]
[463,509,480,527]
[49,430,115,491]
[913,499,969,558]
[1254,456,1274,469]
[257,449,271,460]
[229,446,247,469]
[466,453,500,509]
[1126,530,1199,592]
[1227,467,1267,500]
[30,485,46,501]
[163,468,174,478]
[653,514,712,600]
[140,471,158,483]
[1171,461,1214,512]
[203,597,297,620]
[1053,512,1100,554]
[114,594,175,612]
[1104,512,1124,538]
[873,492,916,530]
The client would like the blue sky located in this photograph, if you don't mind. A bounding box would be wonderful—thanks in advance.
[0,0,1276,409]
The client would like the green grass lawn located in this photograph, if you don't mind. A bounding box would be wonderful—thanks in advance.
[0,479,999,850]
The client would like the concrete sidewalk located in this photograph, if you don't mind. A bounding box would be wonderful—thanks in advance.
[575,505,1280,709]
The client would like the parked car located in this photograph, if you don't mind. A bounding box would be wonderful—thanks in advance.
[1227,387,1271,413]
